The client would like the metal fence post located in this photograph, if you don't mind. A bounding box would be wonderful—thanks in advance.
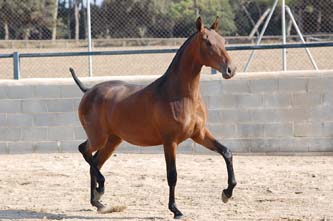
[13,52,21,80]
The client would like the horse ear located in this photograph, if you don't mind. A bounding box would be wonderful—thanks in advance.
[196,17,204,32]
[210,16,219,31]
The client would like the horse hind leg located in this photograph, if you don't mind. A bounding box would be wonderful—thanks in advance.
[80,136,122,211]
[78,140,106,211]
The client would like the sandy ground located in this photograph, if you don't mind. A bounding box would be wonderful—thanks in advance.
[0,153,332,221]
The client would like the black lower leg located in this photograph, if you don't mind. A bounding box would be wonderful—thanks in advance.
[79,142,105,193]
[79,141,105,210]
[215,141,237,198]
[90,167,104,210]
[167,166,183,218]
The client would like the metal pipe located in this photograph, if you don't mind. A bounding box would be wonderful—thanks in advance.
[243,0,279,72]
[286,6,319,70]
[282,0,287,71]
[13,52,20,80]
[87,0,93,77]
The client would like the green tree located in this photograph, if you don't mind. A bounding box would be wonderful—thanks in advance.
[168,0,236,37]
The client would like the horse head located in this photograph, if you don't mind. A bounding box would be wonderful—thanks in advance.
[195,17,236,79]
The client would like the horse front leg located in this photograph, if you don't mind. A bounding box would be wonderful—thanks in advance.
[163,142,183,219]
[192,128,237,202]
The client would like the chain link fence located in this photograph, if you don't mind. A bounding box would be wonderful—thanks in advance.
[0,0,332,78]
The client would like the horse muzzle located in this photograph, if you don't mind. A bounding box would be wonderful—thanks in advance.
[221,64,236,79]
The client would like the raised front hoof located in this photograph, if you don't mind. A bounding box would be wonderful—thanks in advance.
[174,213,184,219]
[222,189,232,203]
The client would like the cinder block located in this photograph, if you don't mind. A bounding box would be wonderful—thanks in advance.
[0,86,8,99]
[237,94,263,108]
[218,109,251,123]
[323,122,333,137]
[264,123,293,137]
[323,91,333,106]
[204,95,238,109]
[200,81,223,96]
[0,142,8,154]
[222,138,251,153]
[237,123,265,138]
[0,114,6,126]
[48,126,75,141]
[6,113,33,127]
[7,142,33,154]
[263,94,292,108]
[292,93,322,107]
[34,112,79,127]
[21,100,48,113]
[6,85,34,99]
[46,99,75,112]
[307,78,325,92]
[294,122,323,137]
[140,145,164,154]
[178,139,194,154]
[32,141,60,153]
[308,138,333,152]
[250,79,278,93]
[323,77,333,92]
[34,85,61,98]
[221,80,250,94]
[117,142,140,153]
[289,108,312,122]
[310,106,333,121]
[55,112,80,126]
[207,109,223,123]
[33,113,57,126]
[0,128,21,141]
[60,85,83,98]
[250,138,281,152]
[207,123,237,139]
[21,127,48,141]
[74,127,86,140]
[278,78,307,92]
[0,100,21,113]
[278,138,309,152]
[59,140,81,152]
[250,109,289,123]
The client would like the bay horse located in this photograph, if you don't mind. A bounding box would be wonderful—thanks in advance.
[70,17,237,219]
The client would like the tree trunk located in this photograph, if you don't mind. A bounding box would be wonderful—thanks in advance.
[74,0,80,41]
[4,20,9,40]
[51,0,58,41]
[68,0,72,38]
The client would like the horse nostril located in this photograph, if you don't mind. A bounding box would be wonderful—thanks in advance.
[227,67,232,74]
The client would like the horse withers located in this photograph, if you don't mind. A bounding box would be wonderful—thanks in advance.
[70,17,237,219]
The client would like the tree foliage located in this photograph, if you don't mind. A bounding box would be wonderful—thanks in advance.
[0,0,331,40]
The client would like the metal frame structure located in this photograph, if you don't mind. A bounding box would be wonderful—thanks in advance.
[1,42,332,80]
[244,0,319,72]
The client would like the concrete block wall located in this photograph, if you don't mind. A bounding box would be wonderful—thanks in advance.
[0,70,332,154]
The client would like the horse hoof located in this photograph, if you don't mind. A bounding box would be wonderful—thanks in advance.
[174,214,184,219]
[222,190,229,203]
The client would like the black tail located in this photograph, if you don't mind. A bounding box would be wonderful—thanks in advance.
[69,68,89,93]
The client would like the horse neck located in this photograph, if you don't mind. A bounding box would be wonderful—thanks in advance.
[160,37,202,99]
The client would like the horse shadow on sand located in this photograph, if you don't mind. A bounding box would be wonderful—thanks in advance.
[0,210,164,220]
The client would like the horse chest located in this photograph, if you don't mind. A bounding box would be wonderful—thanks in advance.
[157,98,199,139]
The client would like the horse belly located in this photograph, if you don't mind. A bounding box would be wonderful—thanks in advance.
[108,104,163,146]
